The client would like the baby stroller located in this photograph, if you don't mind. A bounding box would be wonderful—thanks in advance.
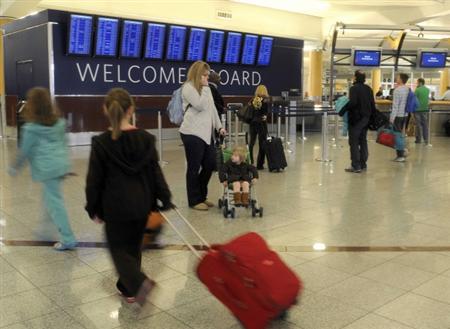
[217,146,264,219]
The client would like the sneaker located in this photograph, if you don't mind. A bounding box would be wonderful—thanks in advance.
[204,200,214,208]
[53,241,77,251]
[192,203,209,211]
[135,279,156,306]
[394,157,406,162]
[345,167,362,173]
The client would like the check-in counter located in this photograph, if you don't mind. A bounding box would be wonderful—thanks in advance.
[375,100,450,136]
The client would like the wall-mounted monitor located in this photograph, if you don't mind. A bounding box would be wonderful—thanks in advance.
[187,28,207,62]
[95,17,119,57]
[352,47,382,67]
[417,49,448,68]
[206,30,225,63]
[120,20,143,58]
[144,23,166,60]
[67,14,93,56]
[224,32,242,64]
[166,25,187,61]
[257,36,273,66]
[241,34,259,65]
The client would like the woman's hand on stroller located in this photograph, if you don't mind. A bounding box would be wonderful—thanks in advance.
[219,128,227,136]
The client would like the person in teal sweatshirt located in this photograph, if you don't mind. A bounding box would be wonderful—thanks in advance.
[9,87,77,251]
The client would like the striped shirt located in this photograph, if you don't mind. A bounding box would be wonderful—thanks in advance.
[391,85,409,121]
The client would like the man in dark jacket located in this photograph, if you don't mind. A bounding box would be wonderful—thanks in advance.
[342,70,376,173]
[209,71,225,117]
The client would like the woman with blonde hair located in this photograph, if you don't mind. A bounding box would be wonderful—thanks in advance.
[249,84,270,170]
[180,61,226,211]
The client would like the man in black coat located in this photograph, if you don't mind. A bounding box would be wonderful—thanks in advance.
[209,71,225,117]
[342,70,376,173]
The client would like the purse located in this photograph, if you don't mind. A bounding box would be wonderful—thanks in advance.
[143,212,164,247]
[376,126,404,150]
[237,104,254,124]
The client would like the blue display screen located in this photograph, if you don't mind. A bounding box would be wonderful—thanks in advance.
[206,30,225,63]
[353,50,381,67]
[224,32,242,64]
[144,23,166,60]
[420,52,447,68]
[68,14,93,55]
[120,20,143,58]
[187,28,207,61]
[166,25,187,61]
[257,37,273,66]
[241,34,259,65]
[95,17,119,57]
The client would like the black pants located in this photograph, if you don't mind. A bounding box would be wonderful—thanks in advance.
[249,122,268,168]
[180,134,216,207]
[105,218,148,297]
[348,117,369,170]
[393,117,406,157]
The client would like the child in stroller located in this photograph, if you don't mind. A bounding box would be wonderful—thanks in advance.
[218,146,263,218]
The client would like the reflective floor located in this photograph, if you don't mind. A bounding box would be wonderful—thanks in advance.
[1,132,450,329]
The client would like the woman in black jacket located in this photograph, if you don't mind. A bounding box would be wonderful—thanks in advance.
[85,88,173,306]
[249,85,270,170]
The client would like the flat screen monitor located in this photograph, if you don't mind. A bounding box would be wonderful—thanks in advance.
[241,34,258,65]
[224,32,242,64]
[144,23,166,60]
[206,30,225,63]
[420,51,447,68]
[95,17,119,57]
[166,25,187,61]
[67,14,93,55]
[187,28,207,61]
[353,50,381,67]
[120,20,143,58]
[257,36,273,66]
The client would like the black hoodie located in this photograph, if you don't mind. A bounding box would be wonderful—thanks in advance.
[344,82,376,126]
[85,129,172,222]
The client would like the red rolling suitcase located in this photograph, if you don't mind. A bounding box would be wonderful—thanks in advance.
[161,209,303,329]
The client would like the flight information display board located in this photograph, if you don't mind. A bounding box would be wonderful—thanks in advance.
[241,34,259,65]
[224,32,242,64]
[67,14,93,55]
[186,28,207,61]
[144,23,166,60]
[166,25,187,61]
[95,17,119,57]
[420,52,447,68]
[120,20,143,58]
[257,36,273,66]
[206,30,225,63]
[353,50,381,67]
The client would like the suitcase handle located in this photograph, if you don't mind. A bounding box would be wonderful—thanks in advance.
[160,208,211,260]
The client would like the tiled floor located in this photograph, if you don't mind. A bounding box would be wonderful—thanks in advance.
[1,132,450,328]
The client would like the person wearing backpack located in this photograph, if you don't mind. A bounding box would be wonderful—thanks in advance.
[414,78,430,144]
[390,73,412,162]
[180,61,226,211]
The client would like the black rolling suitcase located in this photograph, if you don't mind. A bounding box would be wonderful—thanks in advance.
[264,137,287,172]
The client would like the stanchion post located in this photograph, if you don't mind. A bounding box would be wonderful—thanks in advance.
[158,111,168,166]
[284,106,290,146]
[427,106,432,147]
[277,106,282,138]
[271,109,275,135]
[235,111,239,146]
[332,113,340,148]
[299,116,307,141]
[316,111,332,162]
[227,108,232,144]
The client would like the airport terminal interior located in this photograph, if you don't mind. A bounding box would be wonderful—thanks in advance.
[2,1,450,328]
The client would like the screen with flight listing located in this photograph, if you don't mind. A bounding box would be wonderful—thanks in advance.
[206,30,225,63]
[67,14,93,55]
[241,34,259,65]
[257,37,273,66]
[120,20,143,58]
[95,17,119,57]
[224,32,242,64]
[353,50,381,67]
[420,52,447,68]
[166,25,187,61]
[144,23,166,60]
[186,28,207,61]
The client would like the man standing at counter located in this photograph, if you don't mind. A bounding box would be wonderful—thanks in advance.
[436,86,450,101]
[414,78,430,144]
[390,73,409,162]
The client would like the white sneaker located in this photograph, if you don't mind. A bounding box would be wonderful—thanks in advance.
[394,157,406,162]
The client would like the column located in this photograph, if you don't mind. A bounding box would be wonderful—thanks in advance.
[371,69,381,96]
[308,50,323,104]
[440,68,449,96]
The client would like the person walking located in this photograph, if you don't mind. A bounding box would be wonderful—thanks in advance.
[85,88,173,305]
[342,70,376,173]
[9,87,77,251]
[248,85,270,170]
[180,61,226,211]
[414,78,430,144]
[391,73,410,162]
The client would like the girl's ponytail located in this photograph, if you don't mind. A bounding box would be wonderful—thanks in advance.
[107,100,124,140]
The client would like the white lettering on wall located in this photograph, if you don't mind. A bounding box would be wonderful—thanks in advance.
[143,66,157,83]
[178,67,187,84]
[160,67,175,84]
[230,71,241,85]
[128,65,141,83]
[104,64,113,83]
[76,63,99,82]
[218,70,230,85]
[117,65,126,83]
[252,71,262,85]
[242,71,250,86]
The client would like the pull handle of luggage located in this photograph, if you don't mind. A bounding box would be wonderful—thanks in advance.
[160,208,211,260]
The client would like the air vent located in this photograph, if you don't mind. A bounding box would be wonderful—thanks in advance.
[217,10,232,20]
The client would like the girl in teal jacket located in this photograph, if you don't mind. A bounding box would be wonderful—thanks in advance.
[9,87,77,251]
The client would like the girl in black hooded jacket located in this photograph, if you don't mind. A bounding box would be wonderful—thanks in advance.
[85,88,173,306]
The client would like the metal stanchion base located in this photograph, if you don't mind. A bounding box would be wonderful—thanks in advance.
[315,158,332,163]
[299,137,308,141]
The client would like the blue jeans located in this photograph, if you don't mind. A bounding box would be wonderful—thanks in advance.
[414,112,429,143]
[42,178,76,244]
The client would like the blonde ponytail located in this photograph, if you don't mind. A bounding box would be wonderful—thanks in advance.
[104,88,135,140]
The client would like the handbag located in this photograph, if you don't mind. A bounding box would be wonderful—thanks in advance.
[143,212,164,247]
[406,115,416,137]
[368,109,389,131]
[237,104,254,124]
[376,126,404,150]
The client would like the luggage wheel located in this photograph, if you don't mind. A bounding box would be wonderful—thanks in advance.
[277,310,288,320]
